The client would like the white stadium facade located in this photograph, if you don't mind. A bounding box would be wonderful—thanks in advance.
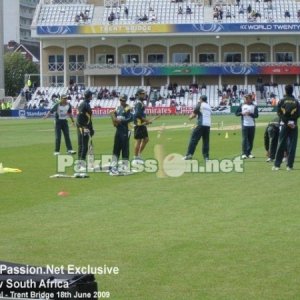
[28,0,300,109]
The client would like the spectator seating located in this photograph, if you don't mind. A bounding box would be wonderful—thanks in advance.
[24,84,300,110]
[37,4,94,25]
[34,0,300,26]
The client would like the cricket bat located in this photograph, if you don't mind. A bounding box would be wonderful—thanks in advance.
[154,122,167,178]
[141,115,161,126]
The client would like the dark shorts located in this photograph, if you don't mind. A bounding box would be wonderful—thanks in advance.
[134,125,148,140]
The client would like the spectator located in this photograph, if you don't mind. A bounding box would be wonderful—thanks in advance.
[186,6,192,14]
[267,0,272,9]
[226,10,232,18]
[75,14,80,22]
[284,10,291,18]
[124,6,129,18]
[247,3,252,13]
[150,13,157,21]
[108,12,115,22]
[0,101,5,110]
[139,14,148,22]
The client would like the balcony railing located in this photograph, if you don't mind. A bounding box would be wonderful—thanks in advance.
[69,62,85,71]
[85,62,300,69]
[83,61,300,76]
[48,63,64,71]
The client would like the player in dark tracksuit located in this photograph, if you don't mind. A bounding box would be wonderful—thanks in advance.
[76,90,94,162]
[264,117,280,162]
[110,95,133,173]
[273,84,300,170]
[235,94,259,159]
[43,94,76,155]
[133,90,151,162]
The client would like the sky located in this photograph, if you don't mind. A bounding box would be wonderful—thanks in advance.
[3,0,20,44]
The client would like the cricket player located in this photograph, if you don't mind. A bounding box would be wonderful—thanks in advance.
[110,94,133,175]
[183,95,212,160]
[76,90,94,162]
[235,94,259,159]
[43,94,76,155]
[133,89,152,163]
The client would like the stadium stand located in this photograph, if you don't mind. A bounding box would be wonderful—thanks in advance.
[23,0,300,112]
[32,0,300,26]
[25,83,300,110]
[90,0,300,25]
[37,4,94,25]
[37,0,297,26]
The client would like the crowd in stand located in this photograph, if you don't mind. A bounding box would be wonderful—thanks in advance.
[211,0,298,22]
[112,0,300,25]
[22,82,250,110]
[74,10,90,23]
[108,6,158,23]
[106,0,201,24]
[21,78,300,111]
[38,0,300,27]
[0,100,12,110]
[213,2,263,22]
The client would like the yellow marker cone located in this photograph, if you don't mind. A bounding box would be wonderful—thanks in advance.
[225,132,229,139]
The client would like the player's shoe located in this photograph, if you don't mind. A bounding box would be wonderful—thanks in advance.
[74,173,89,178]
[248,154,255,159]
[118,164,130,173]
[109,168,120,176]
[132,157,144,165]
[241,154,248,159]
[67,150,76,155]
[183,154,192,160]
[272,166,280,171]
[266,158,273,162]
[286,167,293,171]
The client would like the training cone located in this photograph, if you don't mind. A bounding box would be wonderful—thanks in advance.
[57,191,69,197]
[225,132,229,139]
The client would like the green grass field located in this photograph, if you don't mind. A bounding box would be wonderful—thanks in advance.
[1,114,300,300]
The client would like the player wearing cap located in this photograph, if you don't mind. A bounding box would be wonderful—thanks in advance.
[110,94,133,174]
[133,89,151,163]
[235,93,259,159]
[183,95,212,160]
[76,90,94,162]
[43,94,76,155]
